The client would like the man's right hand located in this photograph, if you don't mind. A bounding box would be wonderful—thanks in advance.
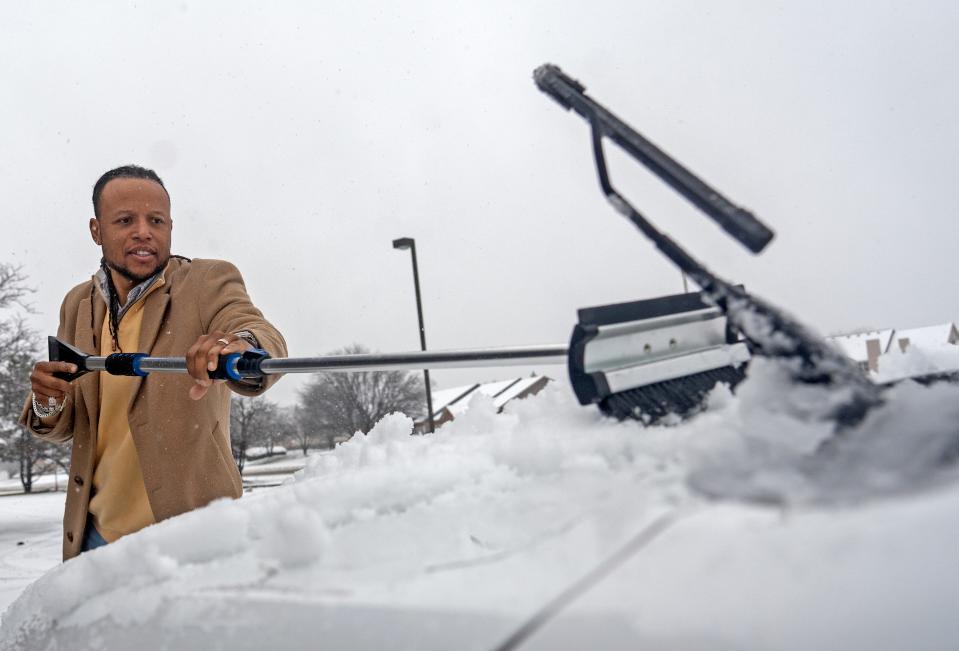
[30,361,78,406]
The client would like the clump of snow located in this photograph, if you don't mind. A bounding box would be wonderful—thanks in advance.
[257,505,331,567]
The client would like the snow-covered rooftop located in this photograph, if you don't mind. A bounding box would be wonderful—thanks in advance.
[492,376,547,411]
[829,322,959,368]
[828,329,894,360]
[892,323,959,349]
[429,376,550,419]
[427,385,478,413]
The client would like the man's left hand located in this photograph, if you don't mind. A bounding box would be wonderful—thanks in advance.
[186,331,253,400]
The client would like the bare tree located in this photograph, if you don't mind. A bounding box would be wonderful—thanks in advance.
[289,405,315,456]
[0,263,70,492]
[2,428,70,493]
[297,344,425,440]
[229,395,276,472]
[261,405,293,457]
[0,264,31,310]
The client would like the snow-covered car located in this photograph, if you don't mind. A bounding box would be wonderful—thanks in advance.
[3,355,959,650]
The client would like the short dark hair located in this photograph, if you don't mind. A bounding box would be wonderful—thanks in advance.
[92,165,169,218]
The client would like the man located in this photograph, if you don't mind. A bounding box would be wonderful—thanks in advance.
[20,165,286,560]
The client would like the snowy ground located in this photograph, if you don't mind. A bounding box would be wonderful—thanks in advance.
[241,453,310,489]
[0,460,309,612]
[3,353,959,649]
[0,493,63,615]
[0,473,69,497]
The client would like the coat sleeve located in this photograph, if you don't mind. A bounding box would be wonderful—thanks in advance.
[18,296,77,444]
[197,260,288,397]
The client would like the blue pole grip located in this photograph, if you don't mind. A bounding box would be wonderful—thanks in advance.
[209,348,270,381]
[105,352,150,377]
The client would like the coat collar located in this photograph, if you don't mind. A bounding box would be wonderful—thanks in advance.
[83,257,181,414]
[94,264,165,321]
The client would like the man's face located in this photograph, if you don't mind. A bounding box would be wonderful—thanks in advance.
[89,177,172,284]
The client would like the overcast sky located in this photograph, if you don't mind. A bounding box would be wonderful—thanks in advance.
[2,1,958,407]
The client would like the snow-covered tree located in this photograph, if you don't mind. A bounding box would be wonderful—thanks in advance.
[0,263,69,492]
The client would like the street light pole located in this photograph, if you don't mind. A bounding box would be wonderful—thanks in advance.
[392,237,435,433]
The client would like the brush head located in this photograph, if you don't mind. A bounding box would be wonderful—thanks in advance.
[599,364,747,423]
[568,290,750,424]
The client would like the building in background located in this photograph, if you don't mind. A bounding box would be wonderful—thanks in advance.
[891,323,959,353]
[829,323,959,373]
[413,375,551,433]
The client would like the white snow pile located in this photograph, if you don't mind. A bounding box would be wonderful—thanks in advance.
[3,358,959,650]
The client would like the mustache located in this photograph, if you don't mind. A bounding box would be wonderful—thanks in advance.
[103,257,166,284]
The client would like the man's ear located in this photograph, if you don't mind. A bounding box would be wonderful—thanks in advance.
[89,218,101,245]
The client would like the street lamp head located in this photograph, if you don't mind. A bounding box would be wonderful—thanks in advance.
[392,237,414,251]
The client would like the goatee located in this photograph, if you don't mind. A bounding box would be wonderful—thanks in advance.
[106,259,166,284]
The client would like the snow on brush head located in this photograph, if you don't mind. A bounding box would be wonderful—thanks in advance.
[686,357,959,505]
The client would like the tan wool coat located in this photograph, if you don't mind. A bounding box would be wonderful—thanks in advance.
[19,257,287,560]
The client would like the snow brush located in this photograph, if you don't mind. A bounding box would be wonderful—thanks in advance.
[535,63,883,426]
[46,288,751,425]
[42,66,880,429]
[46,289,751,427]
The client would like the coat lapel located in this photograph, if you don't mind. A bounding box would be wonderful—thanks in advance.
[75,292,105,431]
[129,283,171,410]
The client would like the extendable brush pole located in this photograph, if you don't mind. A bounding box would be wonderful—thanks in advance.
[48,337,569,383]
[535,64,883,425]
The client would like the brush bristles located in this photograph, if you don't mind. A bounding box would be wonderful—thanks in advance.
[600,365,746,423]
